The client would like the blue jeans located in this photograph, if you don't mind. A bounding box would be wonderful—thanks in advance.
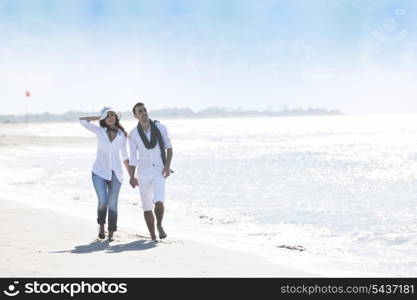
[91,171,121,231]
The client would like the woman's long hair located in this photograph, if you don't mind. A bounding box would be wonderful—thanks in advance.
[100,114,127,137]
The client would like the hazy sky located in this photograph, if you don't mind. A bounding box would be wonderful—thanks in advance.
[1,0,416,115]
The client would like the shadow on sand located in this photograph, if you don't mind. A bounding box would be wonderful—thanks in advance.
[51,239,157,254]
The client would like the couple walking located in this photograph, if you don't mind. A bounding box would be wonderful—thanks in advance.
[79,102,173,241]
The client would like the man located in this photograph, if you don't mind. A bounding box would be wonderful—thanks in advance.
[128,102,173,241]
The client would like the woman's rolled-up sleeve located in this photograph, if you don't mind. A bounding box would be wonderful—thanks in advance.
[79,120,101,135]
[120,136,129,162]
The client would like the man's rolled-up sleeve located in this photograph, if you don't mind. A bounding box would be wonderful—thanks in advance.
[160,124,172,149]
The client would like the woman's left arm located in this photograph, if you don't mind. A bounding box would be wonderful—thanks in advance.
[121,136,130,173]
[79,116,101,135]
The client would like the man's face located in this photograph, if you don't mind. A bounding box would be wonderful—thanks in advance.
[134,105,149,122]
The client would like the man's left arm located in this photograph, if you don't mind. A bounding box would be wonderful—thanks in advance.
[163,148,173,178]
[160,124,173,178]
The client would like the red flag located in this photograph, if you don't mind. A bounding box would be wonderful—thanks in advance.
[25,90,31,97]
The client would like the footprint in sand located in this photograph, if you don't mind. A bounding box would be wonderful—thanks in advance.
[276,245,306,252]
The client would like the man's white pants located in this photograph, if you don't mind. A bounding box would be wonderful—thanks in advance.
[138,170,166,211]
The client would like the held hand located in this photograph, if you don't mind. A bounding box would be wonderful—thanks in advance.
[129,177,139,188]
[162,165,171,178]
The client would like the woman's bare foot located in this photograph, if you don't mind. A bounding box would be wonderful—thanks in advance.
[157,225,167,239]
[98,225,105,239]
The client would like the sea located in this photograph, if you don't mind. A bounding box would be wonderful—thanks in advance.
[0,114,416,276]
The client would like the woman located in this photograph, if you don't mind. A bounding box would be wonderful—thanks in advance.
[79,107,129,240]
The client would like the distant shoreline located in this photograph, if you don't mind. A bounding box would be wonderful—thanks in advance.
[0,107,341,123]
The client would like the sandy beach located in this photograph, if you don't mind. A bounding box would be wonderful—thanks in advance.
[0,198,314,277]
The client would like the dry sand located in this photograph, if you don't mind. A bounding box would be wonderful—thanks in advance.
[0,199,314,277]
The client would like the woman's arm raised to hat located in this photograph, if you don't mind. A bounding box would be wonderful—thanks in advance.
[79,116,100,122]
[79,116,101,134]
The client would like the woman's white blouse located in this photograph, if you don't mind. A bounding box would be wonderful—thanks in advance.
[80,120,128,183]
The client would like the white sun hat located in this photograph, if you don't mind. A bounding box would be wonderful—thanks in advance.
[99,107,120,120]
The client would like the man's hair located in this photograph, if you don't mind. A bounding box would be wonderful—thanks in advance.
[132,102,144,115]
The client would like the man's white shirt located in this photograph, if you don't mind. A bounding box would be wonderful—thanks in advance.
[128,122,172,175]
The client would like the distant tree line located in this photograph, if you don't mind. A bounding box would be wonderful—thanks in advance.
[0,107,341,123]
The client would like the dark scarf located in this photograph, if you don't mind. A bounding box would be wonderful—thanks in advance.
[137,119,166,165]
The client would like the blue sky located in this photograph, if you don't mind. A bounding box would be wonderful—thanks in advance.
[1,0,416,114]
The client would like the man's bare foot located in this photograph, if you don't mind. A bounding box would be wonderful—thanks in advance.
[108,231,114,240]
[157,225,167,239]
[98,225,105,239]
[150,234,157,241]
